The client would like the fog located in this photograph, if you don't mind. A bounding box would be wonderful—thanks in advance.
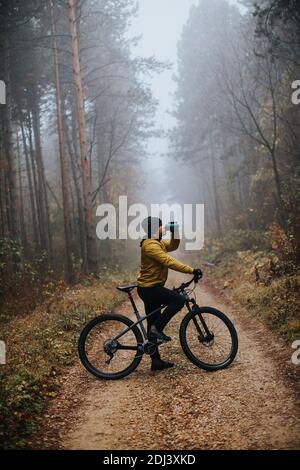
[128,0,247,204]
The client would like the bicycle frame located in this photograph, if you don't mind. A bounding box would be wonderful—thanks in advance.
[111,289,195,345]
[111,291,164,343]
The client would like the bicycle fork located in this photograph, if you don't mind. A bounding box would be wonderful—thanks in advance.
[189,304,214,343]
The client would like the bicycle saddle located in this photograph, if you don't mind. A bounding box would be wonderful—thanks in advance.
[116,284,138,293]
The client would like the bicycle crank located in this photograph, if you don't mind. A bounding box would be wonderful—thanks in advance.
[143,341,158,356]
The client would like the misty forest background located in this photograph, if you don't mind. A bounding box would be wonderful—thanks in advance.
[1,0,300,449]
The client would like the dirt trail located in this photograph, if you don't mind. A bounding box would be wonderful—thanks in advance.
[42,273,300,450]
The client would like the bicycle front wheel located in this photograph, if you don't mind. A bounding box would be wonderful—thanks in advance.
[78,314,144,380]
[180,307,238,371]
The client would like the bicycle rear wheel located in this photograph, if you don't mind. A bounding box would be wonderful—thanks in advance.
[78,314,144,380]
[180,306,238,371]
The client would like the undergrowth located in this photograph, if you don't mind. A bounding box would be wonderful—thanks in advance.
[0,269,136,449]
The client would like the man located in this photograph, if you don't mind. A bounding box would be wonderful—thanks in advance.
[137,216,202,371]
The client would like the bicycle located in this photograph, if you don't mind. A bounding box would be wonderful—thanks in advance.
[78,274,238,380]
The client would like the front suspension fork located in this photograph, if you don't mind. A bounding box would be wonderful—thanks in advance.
[188,302,212,340]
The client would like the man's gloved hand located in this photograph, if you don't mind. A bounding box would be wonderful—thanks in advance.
[193,268,203,280]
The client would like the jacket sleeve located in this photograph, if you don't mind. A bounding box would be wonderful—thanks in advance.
[145,241,194,274]
[160,238,180,252]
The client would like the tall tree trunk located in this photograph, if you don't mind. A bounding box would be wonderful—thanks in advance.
[50,0,74,283]
[0,111,10,239]
[67,0,97,274]
[269,148,288,234]
[20,120,40,249]
[31,89,53,263]
[26,111,44,249]
[0,168,7,237]
[4,37,20,267]
[209,140,222,239]
[16,130,27,257]
[65,111,86,269]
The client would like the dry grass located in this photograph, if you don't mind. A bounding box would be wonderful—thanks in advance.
[204,250,300,341]
[0,273,133,449]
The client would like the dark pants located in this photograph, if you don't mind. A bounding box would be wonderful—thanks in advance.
[137,285,185,359]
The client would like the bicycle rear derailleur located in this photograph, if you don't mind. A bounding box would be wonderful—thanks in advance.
[103,339,118,364]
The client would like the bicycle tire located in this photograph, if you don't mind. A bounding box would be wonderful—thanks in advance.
[180,306,238,371]
[78,313,144,380]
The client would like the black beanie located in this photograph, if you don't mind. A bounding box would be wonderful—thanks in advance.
[141,216,162,239]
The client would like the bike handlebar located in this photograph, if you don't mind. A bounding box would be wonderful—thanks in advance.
[175,273,202,292]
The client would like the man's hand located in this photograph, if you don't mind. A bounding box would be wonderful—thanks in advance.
[193,268,203,280]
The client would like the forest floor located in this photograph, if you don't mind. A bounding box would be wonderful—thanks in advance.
[33,271,300,450]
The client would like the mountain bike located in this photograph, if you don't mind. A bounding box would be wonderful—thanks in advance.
[78,274,238,380]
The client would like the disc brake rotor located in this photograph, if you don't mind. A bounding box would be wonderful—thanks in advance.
[198,332,214,347]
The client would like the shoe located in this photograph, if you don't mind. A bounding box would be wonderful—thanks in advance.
[150,325,172,342]
[151,358,174,371]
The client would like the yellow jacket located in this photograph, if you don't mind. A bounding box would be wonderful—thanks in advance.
[137,238,194,287]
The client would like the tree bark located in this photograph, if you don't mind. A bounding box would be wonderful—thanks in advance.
[26,110,45,249]
[209,139,222,239]
[20,120,40,249]
[4,38,20,254]
[50,0,74,283]
[16,130,27,258]
[31,88,53,263]
[67,0,98,274]
[65,108,87,269]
